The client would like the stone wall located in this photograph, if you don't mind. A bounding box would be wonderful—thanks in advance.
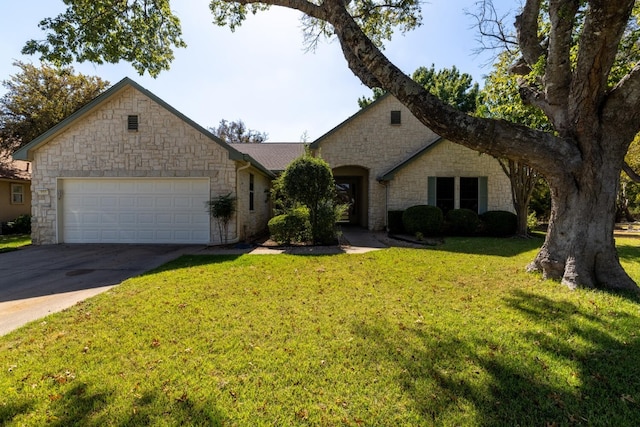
[316,95,513,230]
[387,139,513,212]
[30,85,246,244]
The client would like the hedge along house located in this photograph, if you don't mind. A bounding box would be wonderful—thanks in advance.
[309,94,513,230]
[13,78,274,245]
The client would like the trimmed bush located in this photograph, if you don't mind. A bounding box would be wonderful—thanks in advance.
[268,207,311,244]
[3,214,31,235]
[402,205,443,236]
[480,210,518,236]
[387,210,405,234]
[446,209,480,236]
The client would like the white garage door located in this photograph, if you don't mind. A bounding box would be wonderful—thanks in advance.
[60,178,210,244]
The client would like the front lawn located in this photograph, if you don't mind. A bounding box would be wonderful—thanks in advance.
[0,234,30,253]
[2,236,640,426]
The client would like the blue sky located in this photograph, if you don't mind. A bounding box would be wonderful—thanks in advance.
[0,1,518,141]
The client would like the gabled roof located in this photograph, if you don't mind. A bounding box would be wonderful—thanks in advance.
[378,137,444,181]
[309,93,391,149]
[231,143,305,172]
[0,151,30,182]
[12,77,275,178]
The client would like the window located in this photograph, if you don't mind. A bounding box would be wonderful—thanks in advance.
[390,110,401,125]
[460,177,479,212]
[249,173,255,211]
[11,184,24,204]
[127,115,139,131]
[428,177,488,214]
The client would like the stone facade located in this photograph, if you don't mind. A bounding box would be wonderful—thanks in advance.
[313,95,513,230]
[25,83,270,244]
[386,139,512,212]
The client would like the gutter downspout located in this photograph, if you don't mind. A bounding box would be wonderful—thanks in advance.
[378,178,389,231]
[234,158,252,243]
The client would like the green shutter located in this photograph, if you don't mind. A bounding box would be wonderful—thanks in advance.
[478,177,488,214]
[427,176,436,206]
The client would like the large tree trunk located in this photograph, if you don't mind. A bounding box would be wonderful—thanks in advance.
[527,158,636,290]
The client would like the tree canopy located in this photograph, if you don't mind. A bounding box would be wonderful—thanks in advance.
[359,65,480,112]
[0,61,109,151]
[23,1,640,290]
[209,119,268,144]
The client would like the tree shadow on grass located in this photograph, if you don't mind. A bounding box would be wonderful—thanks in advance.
[1,383,226,426]
[352,290,640,425]
[139,254,244,276]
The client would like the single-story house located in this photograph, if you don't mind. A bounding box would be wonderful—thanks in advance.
[308,93,513,230]
[14,78,513,245]
[0,151,32,224]
[13,78,274,245]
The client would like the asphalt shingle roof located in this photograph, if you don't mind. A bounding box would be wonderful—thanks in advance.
[230,143,305,172]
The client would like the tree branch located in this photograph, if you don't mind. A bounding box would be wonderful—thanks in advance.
[603,63,640,140]
[543,0,579,132]
[321,0,581,177]
[514,0,545,67]
[570,0,635,123]
[623,161,640,183]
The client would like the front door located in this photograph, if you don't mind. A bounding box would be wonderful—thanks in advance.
[335,177,360,224]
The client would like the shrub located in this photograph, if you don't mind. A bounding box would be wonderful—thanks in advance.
[314,203,347,245]
[446,209,480,236]
[480,210,518,236]
[268,207,311,244]
[402,205,443,236]
[387,210,405,234]
[4,214,31,234]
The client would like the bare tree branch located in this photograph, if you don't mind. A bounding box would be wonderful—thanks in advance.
[623,161,640,183]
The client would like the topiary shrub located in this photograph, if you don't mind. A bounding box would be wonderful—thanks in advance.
[446,209,480,236]
[402,205,443,236]
[480,210,518,236]
[387,210,405,234]
[268,207,311,244]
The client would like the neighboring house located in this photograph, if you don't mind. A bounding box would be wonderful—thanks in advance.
[14,78,513,245]
[309,94,513,230]
[0,151,32,223]
[13,78,274,245]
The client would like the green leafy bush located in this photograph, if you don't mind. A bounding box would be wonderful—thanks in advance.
[446,209,480,235]
[402,205,443,236]
[268,207,311,244]
[387,210,405,234]
[480,210,518,236]
[3,214,31,234]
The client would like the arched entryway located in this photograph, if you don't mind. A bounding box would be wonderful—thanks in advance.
[333,166,369,227]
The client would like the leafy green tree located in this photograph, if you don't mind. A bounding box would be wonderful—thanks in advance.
[23,1,640,290]
[280,153,341,244]
[0,61,109,151]
[358,65,479,112]
[477,51,551,237]
[209,119,268,144]
[22,0,186,77]
[206,193,237,244]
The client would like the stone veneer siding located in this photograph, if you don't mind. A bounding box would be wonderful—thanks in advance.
[30,86,242,245]
[316,96,513,230]
[386,139,512,212]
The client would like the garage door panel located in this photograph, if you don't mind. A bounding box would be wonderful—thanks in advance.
[61,178,210,244]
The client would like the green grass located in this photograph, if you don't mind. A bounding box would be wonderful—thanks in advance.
[0,234,30,253]
[2,236,640,426]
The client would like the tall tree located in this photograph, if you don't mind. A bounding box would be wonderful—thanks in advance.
[477,50,552,237]
[209,119,268,144]
[23,1,640,291]
[358,65,479,112]
[0,61,109,151]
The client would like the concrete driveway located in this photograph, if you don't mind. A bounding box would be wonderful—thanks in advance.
[0,244,202,336]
